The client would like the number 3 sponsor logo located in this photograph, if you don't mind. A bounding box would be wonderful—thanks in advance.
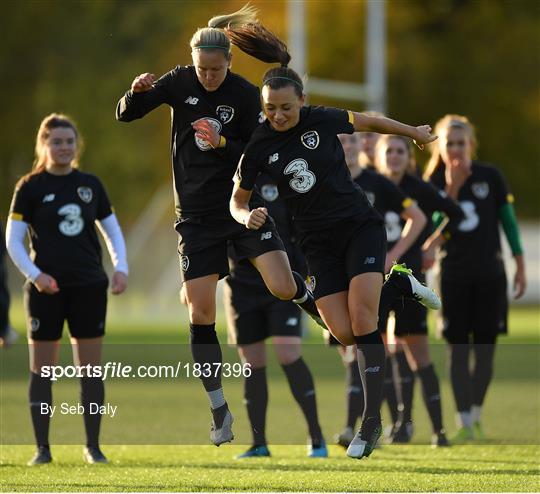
[284,158,316,193]
[458,201,479,232]
[384,211,402,242]
[58,203,84,236]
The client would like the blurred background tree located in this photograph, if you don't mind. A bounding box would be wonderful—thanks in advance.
[1,0,538,224]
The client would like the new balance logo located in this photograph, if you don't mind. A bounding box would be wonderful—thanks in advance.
[268,153,279,164]
[365,366,381,373]
[260,231,272,240]
[364,257,376,264]
[184,96,199,105]
[42,194,55,203]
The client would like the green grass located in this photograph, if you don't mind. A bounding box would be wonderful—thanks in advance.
[1,304,539,491]
[1,445,539,492]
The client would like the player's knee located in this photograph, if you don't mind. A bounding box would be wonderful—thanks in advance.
[329,327,355,346]
[350,305,378,335]
[188,304,215,325]
[274,345,300,365]
[266,278,296,301]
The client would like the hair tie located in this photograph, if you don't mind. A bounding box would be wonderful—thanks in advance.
[193,44,230,51]
[263,76,303,89]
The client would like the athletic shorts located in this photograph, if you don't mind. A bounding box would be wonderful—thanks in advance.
[23,280,108,341]
[176,215,284,282]
[298,212,386,300]
[223,282,302,345]
[379,299,428,337]
[439,273,508,344]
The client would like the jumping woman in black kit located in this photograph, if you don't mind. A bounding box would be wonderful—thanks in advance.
[6,114,128,465]
[116,5,326,447]
[226,22,439,459]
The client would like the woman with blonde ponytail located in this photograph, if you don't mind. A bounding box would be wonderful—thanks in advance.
[423,114,526,443]
[116,5,328,447]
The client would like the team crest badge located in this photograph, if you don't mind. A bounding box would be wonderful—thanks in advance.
[261,184,279,202]
[471,182,489,199]
[180,255,190,272]
[216,105,235,124]
[193,117,222,151]
[77,186,93,203]
[306,275,316,293]
[30,318,40,332]
[301,130,320,149]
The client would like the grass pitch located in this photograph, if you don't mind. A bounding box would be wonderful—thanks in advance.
[1,305,539,492]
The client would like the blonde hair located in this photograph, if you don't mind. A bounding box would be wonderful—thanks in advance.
[19,113,81,186]
[423,114,477,180]
[374,134,417,175]
[190,4,258,58]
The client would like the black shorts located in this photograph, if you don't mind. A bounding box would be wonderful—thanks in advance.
[299,213,386,300]
[440,274,508,344]
[23,280,108,341]
[224,282,302,346]
[176,215,284,282]
[379,299,428,337]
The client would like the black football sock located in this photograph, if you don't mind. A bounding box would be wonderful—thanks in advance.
[190,323,227,426]
[345,361,364,428]
[80,376,104,447]
[417,364,444,433]
[355,331,386,422]
[291,271,322,323]
[472,343,497,407]
[244,366,268,446]
[383,355,400,425]
[282,357,323,446]
[29,372,52,448]
[395,351,415,424]
[449,343,472,413]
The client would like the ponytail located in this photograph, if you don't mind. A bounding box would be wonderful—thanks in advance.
[190,4,258,57]
[226,22,304,96]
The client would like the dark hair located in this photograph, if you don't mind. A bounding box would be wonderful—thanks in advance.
[225,22,304,97]
[18,113,82,186]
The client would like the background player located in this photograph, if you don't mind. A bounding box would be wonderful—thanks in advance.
[423,114,526,442]
[224,172,327,458]
[333,132,425,447]
[0,221,18,347]
[6,113,128,465]
[374,134,463,446]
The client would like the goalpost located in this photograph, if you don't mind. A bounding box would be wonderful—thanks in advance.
[287,0,387,113]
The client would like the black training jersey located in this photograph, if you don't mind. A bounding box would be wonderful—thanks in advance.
[396,173,464,270]
[430,161,511,281]
[227,172,307,295]
[236,106,375,232]
[116,66,262,220]
[354,168,411,247]
[9,170,112,287]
